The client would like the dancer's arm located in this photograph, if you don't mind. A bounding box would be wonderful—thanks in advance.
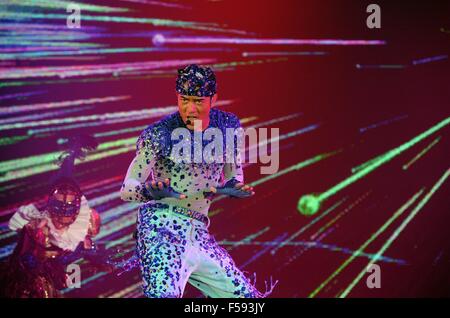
[8,204,44,231]
[120,132,184,202]
[120,137,156,203]
[207,116,254,198]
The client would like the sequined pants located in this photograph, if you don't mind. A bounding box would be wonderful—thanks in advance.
[136,203,264,298]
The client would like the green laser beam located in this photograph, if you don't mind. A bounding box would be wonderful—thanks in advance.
[308,188,424,298]
[403,136,441,170]
[3,0,128,12]
[0,136,136,173]
[352,152,387,174]
[250,150,341,188]
[271,198,346,255]
[309,191,370,241]
[298,117,449,215]
[0,11,223,32]
[339,167,450,297]
[0,145,134,183]
[210,150,340,218]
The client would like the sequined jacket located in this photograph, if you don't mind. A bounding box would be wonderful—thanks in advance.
[120,108,244,215]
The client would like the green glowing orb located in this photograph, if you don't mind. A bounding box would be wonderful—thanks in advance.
[297,194,321,216]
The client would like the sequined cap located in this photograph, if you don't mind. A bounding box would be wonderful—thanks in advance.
[175,64,217,97]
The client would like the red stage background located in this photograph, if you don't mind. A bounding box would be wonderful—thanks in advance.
[0,0,449,297]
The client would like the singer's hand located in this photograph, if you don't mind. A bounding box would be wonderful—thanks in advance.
[145,178,186,200]
[204,178,255,199]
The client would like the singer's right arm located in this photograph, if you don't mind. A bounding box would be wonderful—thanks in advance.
[120,137,156,203]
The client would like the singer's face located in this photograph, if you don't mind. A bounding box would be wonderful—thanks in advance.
[177,93,215,130]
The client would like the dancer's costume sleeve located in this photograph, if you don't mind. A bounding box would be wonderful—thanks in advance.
[9,204,43,231]
[222,116,244,184]
[120,129,160,203]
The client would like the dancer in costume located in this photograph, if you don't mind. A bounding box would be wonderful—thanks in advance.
[120,64,277,298]
[0,135,113,298]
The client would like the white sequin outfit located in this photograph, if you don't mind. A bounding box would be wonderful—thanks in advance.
[120,109,274,298]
